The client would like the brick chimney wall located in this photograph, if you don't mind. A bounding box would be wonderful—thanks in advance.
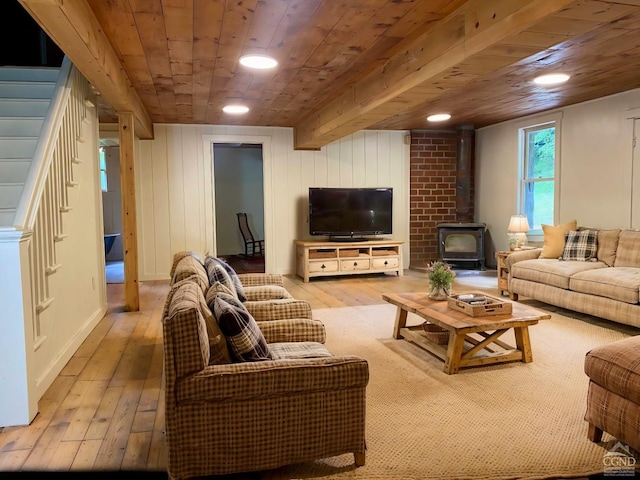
[409,130,461,270]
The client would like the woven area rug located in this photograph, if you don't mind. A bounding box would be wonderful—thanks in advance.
[263,302,637,480]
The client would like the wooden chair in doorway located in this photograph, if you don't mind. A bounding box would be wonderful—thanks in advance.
[237,212,264,257]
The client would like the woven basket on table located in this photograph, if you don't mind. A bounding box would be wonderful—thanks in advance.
[421,322,450,345]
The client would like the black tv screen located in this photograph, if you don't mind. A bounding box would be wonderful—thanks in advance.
[308,187,393,238]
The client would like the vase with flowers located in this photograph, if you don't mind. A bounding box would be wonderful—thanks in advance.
[425,260,455,300]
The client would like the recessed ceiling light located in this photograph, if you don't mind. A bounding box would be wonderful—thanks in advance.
[427,113,451,122]
[222,105,249,114]
[533,73,570,85]
[239,54,278,69]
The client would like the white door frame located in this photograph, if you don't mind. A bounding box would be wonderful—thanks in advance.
[202,134,273,271]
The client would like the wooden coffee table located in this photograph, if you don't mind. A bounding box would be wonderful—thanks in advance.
[382,292,551,374]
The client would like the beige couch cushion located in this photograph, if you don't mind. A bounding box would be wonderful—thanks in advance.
[570,267,640,304]
[244,285,292,301]
[269,342,333,360]
[167,282,212,375]
[511,258,607,289]
[597,229,621,267]
[614,230,640,268]
[168,280,232,366]
[170,250,202,278]
[173,255,209,293]
[539,220,577,259]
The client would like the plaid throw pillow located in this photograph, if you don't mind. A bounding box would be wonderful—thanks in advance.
[560,229,598,261]
[204,257,238,298]
[204,256,247,302]
[213,257,247,302]
[210,294,272,362]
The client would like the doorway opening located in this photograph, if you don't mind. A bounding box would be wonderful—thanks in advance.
[100,143,124,283]
[213,143,265,274]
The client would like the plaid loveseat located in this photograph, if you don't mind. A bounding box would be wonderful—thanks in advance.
[506,229,640,328]
[162,252,369,479]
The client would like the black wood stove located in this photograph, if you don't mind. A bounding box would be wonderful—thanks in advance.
[437,223,486,270]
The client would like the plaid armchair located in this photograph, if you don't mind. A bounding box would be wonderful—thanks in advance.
[163,261,368,480]
[584,335,640,452]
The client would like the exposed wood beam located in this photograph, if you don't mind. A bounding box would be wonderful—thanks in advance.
[19,0,154,140]
[293,0,580,150]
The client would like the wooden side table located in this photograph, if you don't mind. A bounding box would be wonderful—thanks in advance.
[495,251,512,296]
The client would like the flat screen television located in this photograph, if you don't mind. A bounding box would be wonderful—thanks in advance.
[308,187,393,240]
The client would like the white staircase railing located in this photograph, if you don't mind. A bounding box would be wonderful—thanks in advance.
[0,58,97,427]
[13,57,94,322]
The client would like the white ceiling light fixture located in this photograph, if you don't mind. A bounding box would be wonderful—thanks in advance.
[427,113,451,122]
[533,73,570,85]
[223,104,250,114]
[239,54,278,69]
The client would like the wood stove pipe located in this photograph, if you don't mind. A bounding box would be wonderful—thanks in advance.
[455,126,475,223]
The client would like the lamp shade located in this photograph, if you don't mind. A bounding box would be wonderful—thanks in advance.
[508,215,530,233]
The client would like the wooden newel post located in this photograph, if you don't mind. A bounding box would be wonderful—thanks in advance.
[118,112,139,312]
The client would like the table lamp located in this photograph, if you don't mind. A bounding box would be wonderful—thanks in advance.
[508,214,530,250]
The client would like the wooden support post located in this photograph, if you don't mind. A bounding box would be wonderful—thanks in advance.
[118,112,139,312]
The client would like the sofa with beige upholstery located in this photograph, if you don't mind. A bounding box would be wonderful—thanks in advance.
[506,226,640,329]
[162,252,369,479]
[505,226,640,452]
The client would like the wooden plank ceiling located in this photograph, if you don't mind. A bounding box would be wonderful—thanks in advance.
[18,0,640,150]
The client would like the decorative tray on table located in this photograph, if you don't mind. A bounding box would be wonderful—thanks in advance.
[447,293,513,317]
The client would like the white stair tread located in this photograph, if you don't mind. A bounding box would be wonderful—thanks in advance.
[0,117,45,136]
[0,208,16,227]
[0,160,31,183]
[0,67,59,82]
[0,137,38,159]
[0,99,50,117]
[0,184,24,209]
[0,81,56,99]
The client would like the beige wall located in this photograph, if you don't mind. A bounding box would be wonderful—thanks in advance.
[134,126,410,279]
[476,87,640,265]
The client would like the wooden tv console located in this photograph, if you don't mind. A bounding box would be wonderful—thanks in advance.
[294,239,404,283]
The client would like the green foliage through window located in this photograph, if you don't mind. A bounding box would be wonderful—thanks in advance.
[100,148,108,192]
[521,124,556,231]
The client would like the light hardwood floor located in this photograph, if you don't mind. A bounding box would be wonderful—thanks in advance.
[0,269,509,474]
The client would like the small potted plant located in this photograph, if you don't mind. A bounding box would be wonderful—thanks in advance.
[425,260,456,300]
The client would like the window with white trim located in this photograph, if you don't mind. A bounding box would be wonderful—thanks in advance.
[520,122,557,233]
[99,147,108,192]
